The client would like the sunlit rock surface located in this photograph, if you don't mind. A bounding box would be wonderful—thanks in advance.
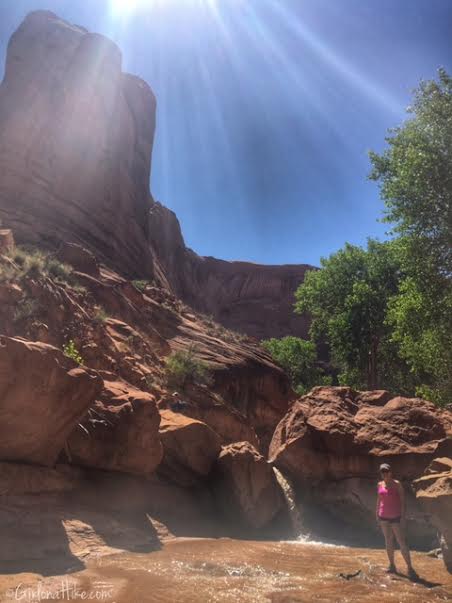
[0,11,155,277]
[414,457,452,573]
[0,336,102,466]
[66,379,163,475]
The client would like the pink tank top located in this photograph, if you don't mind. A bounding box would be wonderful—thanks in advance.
[378,481,402,519]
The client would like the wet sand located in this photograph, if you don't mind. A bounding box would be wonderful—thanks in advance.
[1,538,451,603]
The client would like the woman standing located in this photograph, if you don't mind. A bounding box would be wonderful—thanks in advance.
[376,463,418,579]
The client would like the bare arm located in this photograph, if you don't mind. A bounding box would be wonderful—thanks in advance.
[376,482,381,520]
[397,481,406,519]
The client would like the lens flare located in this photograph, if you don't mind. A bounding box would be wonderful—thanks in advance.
[110,0,147,16]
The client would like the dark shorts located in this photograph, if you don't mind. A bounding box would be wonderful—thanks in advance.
[379,516,401,524]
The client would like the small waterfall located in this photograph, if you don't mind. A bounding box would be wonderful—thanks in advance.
[272,467,304,537]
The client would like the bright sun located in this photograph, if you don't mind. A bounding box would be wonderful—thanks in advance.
[110,0,146,16]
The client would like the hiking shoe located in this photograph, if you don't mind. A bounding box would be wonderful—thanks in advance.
[385,564,397,574]
[408,568,419,581]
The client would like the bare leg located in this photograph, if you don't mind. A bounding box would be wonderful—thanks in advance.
[380,522,395,569]
[392,524,414,572]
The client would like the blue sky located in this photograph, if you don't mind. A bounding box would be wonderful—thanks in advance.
[1,1,451,266]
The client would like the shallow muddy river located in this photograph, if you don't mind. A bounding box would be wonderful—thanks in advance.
[1,538,451,603]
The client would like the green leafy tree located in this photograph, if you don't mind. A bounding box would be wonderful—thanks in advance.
[386,271,452,405]
[369,68,452,276]
[370,69,452,404]
[262,336,331,395]
[295,240,408,391]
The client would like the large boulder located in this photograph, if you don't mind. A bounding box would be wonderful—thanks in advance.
[414,457,452,573]
[270,387,451,481]
[269,387,452,545]
[66,380,162,475]
[157,410,221,487]
[0,336,102,466]
[212,441,284,531]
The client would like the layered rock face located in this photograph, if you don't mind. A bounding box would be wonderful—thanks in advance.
[0,11,156,277]
[269,387,452,546]
[414,457,452,573]
[0,12,311,341]
[148,203,311,339]
[177,256,311,341]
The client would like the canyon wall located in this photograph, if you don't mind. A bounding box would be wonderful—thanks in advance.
[0,11,311,340]
[0,11,156,277]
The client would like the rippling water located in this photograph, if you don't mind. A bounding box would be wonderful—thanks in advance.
[1,538,451,602]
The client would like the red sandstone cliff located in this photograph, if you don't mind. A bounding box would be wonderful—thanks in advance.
[0,11,156,277]
[0,11,311,341]
[148,202,312,339]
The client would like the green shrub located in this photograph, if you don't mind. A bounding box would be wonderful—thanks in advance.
[93,307,108,323]
[46,258,73,283]
[165,347,212,389]
[23,251,46,279]
[0,262,17,283]
[132,279,149,292]
[13,298,40,322]
[7,246,79,287]
[143,374,154,389]
[10,247,28,268]
[63,340,83,365]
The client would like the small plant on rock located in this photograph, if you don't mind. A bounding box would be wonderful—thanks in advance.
[13,298,40,322]
[63,339,83,365]
[0,260,17,283]
[93,307,109,324]
[46,258,73,283]
[24,252,46,279]
[132,279,149,292]
[10,247,29,268]
[165,346,212,389]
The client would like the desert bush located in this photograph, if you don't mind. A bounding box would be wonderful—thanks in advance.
[165,347,212,389]
[6,246,80,287]
[63,339,83,365]
[0,261,17,283]
[132,279,149,292]
[13,298,40,322]
[93,307,109,323]
[46,258,73,283]
[23,250,47,279]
